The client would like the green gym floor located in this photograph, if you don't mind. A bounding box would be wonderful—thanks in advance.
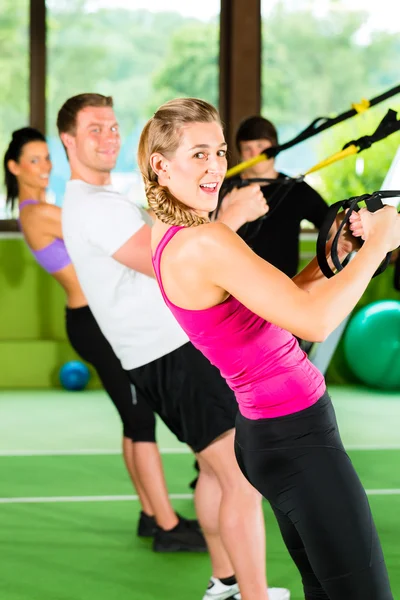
[0,386,399,600]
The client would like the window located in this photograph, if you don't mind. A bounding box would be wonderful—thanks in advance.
[0,1,30,219]
[261,0,400,203]
[46,0,220,206]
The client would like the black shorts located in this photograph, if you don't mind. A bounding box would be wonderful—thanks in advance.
[66,305,156,443]
[127,342,237,453]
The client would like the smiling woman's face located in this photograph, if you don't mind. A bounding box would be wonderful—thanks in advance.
[158,120,228,216]
[9,141,52,192]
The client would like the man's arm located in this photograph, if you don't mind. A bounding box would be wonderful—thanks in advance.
[112,223,155,277]
[86,192,155,277]
[215,184,269,231]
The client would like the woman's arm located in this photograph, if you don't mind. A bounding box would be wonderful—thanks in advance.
[199,208,398,342]
[292,241,342,293]
[293,212,362,292]
[31,203,63,239]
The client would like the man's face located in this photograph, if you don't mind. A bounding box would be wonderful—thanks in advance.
[239,138,275,176]
[70,106,121,174]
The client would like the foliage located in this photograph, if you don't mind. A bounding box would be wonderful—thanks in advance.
[262,2,399,127]
[147,22,219,113]
[313,102,400,204]
[0,2,29,150]
[46,6,192,136]
[260,2,400,201]
[1,0,400,205]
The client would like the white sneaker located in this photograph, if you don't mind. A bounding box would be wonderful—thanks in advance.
[268,589,291,600]
[202,577,240,599]
[231,588,291,600]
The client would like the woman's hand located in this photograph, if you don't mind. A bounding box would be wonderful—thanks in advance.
[330,211,362,257]
[351,205,400,252]
[349,210,366,240]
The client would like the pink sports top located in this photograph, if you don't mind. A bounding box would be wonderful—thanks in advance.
[18,200,71,274]
[152,225,326,420]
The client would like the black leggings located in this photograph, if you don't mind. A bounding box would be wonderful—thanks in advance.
[234,392,393,600]
[65,305,156,443]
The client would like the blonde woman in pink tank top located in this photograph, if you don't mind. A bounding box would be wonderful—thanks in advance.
[137,97,400,600]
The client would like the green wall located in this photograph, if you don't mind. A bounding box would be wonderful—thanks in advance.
[0,235,398,389]
[0,237,100,388]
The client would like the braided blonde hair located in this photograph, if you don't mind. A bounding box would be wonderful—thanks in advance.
[137,98,222,227]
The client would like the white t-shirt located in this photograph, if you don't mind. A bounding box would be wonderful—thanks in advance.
[62,179,188,369]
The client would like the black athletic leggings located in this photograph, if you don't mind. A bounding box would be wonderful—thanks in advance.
[234,392,393,600]
[65,305,156,442]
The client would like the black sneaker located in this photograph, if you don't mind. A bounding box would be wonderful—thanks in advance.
[189,475,199,490]
[175,512,201,531]
[137,511,157,538]
[153,516,207,552]
[189,460,200,489]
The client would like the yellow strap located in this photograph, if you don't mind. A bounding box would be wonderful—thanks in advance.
[304,145,358,175]
[225,153,268,179]
[226,144,358,180]
[226,98,370,179]
[351,98,370,114]
[226,97,373,179]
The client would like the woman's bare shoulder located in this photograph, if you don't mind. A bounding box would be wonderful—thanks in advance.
[193,221,238,246]
[176,221,235,257]
[23,202,61,224]
[34,202,61,216]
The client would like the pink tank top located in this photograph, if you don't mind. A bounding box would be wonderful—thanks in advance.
[153,226,326,420]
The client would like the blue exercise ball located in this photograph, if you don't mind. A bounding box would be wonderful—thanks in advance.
[59,360,90,391]
[343,300,400,390]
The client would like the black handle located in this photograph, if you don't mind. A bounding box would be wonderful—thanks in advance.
[317,191,400,279]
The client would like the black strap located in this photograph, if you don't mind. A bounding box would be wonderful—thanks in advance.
[217,177,279,216]
[228,85,400,165]
[217,175,299,218]
[330,196,365,272]
[394,253,400,291]
[317,191,400,279]
[316,198,356,278]
[342,109,400,153]
[216,175,300,242]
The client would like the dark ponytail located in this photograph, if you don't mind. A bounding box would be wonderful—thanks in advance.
[3,127,46,213]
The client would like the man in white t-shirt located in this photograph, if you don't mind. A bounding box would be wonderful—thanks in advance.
[62,180,188,370]
[58,93,289,600]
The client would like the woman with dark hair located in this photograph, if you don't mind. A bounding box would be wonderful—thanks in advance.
[3,127,203,552]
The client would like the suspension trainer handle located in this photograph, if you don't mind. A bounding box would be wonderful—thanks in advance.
[317,191,400,279]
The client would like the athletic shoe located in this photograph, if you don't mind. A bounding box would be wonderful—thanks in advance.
[189,475,199,489]
[267,589,291,600]
[176,512,201,530]
[153,515,207,552]
[205,584,290,600]
[137,511,201,538]
[137,511,157,538]
[190,459,200,489]
[202,577,240,599]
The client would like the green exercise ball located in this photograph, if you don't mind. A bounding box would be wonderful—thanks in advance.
[343,300,400,390]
